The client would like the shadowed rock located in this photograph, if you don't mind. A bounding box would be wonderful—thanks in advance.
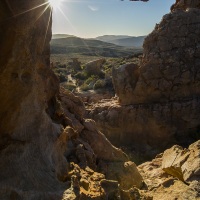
[0,0,142,199]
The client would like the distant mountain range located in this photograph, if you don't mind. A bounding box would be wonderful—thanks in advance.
[52,34,146,48]
[51,34,143,57]
[95,35,133,42]
[96,35,146,48]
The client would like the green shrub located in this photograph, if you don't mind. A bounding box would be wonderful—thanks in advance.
[58,73,67,83]
[58,64,66,68]
[85,75,98,85]
[98,71,105,79]
[74,71,88,80]
[79,75,98,91]
[93,79,105,90]
[62,83,76,91]
[80,83,93,91]
[54,68,69,75]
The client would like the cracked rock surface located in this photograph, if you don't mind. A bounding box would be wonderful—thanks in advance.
[88,2,200,153]
[114,7,200,105]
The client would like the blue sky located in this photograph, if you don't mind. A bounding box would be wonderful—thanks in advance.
[52,0,175,38]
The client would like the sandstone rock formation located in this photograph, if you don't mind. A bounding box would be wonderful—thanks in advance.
[84,58,106,76]
[138,141,200,200]
[62,140,200,200]
[162,140,200,182]
[102,140,200,200]
[112,63,139,105]
[87,97,200,153]
[88,0,200,153]
[0,0,142,199]
[114,5,200,105]
[1,0,200,199]
[0,1,63,195]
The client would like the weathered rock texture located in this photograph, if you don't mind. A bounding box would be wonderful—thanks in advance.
[162,140,200,182]
[87,97,200,152]
[114,6,200,105]
[0,0,141,199]
[0,0,63,194]
[88,1,200,152]
[112,63,139,104]
[138,141,200,200]
[1,0,200,199]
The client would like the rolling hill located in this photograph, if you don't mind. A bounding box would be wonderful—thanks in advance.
[52,34,73,39]
[95,35,133,42]
[95,35,146,48]
[51,35,142,57]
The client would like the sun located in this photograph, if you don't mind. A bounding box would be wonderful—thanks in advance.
[48,0,62,9]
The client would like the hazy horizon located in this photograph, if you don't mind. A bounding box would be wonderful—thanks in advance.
[52,0,175,38]
[52,33,147,39]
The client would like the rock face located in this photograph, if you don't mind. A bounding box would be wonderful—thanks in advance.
[138,140,200,200]
[114,6,200,105]
[112,63,139,105]
[87,98,200,152]
[0,0,63,194]
[162,140,200,182]
[1,0,200,199]
[0,1,141,199]
[88,2,200,152]
[134,8,200,104]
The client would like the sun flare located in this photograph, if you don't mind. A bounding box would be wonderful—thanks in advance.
[48,0,62,9]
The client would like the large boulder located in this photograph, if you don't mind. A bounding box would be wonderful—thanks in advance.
[113,6,200,105]
[138,141,200,200]
[112,63,139,105]
[162,140,200,182]
[88,2,200,152]
[84,58,105,76]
